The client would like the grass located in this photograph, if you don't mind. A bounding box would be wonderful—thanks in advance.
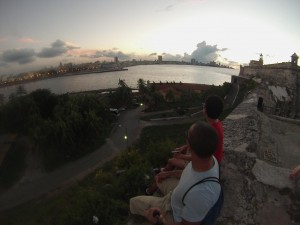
[141,106,203,121]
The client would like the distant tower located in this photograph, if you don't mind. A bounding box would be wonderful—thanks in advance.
[259,53,263,65]
[158,55,162,64]
[114,57,118,63]
[191,58,196,65]
[291,53,299,66]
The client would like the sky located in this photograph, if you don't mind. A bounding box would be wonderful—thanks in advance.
[0,0,300,76]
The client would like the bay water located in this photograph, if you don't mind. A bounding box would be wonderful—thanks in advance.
[0,65,239,100]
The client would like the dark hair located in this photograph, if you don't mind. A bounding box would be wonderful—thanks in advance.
[205,95,224,119]
[187,122,219,158]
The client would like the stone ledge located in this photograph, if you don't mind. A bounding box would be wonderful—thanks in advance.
[252,159,294,190]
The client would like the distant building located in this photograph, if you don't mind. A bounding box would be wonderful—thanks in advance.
[291,53,299,67]
[249,53,264,67]
[114,57,118,63]
[158,55,162,64]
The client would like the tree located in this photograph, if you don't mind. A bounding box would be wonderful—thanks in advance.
[109,79,132,107]
[137,78,147,95]
[29,89,57,119]
[152,91,165,109]
[0,94,4,106]
[16,85,27,96]
[165,89,175,102]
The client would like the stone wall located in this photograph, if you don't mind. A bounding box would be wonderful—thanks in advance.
[240,66,297,89]
[219,90,300,225]
[239,66,300,117]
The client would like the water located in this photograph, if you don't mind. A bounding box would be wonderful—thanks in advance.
[0,65,239,100]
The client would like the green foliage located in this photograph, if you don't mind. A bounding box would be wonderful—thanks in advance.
[201,82,232,102]
[137,78,147,95]
[38,94,111,169]
[0,93,5,106]
[219,79,257,120]
[137,123,191,153]
[0,90,112,171]
[165,89,175,102]
[0,95,39,133]
[116,149,150,196]
[109,79,133,108]
[0,137,27,188]
[16,85,27,96]
[143,139,176,168]
[29,89,57,119]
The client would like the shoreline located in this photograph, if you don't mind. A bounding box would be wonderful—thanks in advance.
[0,68,128,89]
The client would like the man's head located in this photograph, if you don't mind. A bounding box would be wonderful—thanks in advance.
[204,95,224,119]
[187,122,219,159]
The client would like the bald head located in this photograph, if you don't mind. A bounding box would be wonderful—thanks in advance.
[187,122,219,159]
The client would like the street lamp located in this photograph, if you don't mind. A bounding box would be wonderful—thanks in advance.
[140,102,146,112]
[118,124,128,148]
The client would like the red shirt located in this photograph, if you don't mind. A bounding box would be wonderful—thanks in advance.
[210,120,224,164]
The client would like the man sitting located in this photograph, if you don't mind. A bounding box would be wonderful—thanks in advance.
[130,121,223,225]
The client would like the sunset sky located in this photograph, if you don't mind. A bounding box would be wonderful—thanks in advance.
[0,0,299,76]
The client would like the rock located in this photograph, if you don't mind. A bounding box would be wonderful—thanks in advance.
[252,159,294,190]
[256,203,291,225]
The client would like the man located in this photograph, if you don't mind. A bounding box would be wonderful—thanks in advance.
[130,122,222,225]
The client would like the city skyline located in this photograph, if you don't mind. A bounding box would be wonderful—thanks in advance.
[0,0,300,76]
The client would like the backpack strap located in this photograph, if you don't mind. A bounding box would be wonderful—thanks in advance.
[181,177,220,206]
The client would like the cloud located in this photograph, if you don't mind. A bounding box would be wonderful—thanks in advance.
[182,52,192,61]
[0,37,8,42]
[37,39,78,58]
[83,49,133,60]
[162,53,184,61]
[178,0,205,3]
[18,37,35,43]
[149,53,157,56]
[157,4,175,12]
[189,41,225,63]
[155,41,226,63]
[1,48,36,64]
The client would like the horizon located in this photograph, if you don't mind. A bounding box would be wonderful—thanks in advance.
[0,0,299,77]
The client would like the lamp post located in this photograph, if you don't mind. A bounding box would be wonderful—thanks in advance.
[140,102,146,112]
[118,124,128,148]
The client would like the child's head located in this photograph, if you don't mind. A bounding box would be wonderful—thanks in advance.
[204,95,224,119]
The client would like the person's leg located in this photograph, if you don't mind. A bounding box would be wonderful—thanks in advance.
[145,180,158,195]
[146,171,181,195]
[157,177,179,196]
[130,192,172,216]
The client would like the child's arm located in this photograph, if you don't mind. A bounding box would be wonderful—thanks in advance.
[174,145,188,154]
[173,152,191,161]
[290,165,300,179]
[155,170,183,183]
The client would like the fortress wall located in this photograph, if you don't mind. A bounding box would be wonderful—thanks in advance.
[240,67,297,92]
[239,66,300,116]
